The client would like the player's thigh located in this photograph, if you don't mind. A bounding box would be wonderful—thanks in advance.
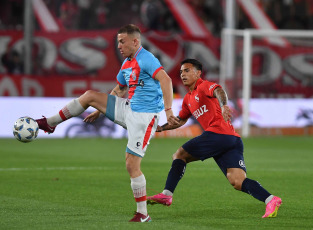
[104,95,128,128]
[126,111,159,158]
[80,90,109,113]
[182,131,236,161]
[214,137,246,176]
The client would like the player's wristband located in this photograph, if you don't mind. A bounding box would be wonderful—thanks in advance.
[165,107,172,112]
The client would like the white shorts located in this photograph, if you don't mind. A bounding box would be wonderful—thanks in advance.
[105,95,160,157]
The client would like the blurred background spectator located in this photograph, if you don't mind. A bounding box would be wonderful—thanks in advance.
[1,48,24,74]
[59,0,79,30]
[1,0,313,78]
[2,0,313,32]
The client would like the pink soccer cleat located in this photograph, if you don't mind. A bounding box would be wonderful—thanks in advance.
[129,212,151,222]
[147,193,172,206]
[36,116,56,134]
[262,196,282,218]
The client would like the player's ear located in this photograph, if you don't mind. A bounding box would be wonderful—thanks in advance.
[133,38,140,47]
[197,70,202,77]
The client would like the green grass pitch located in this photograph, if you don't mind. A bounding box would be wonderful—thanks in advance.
[0,137,313,229]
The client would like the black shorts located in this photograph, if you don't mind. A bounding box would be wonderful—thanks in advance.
[182,131,246,175]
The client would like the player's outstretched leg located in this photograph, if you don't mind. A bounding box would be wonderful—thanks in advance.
[36,91,109,134]
[240,178,282,218]
[262,196,282,218]
[36,98,85,133]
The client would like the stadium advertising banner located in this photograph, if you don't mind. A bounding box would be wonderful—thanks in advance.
[1,97,313,139]
[2,30,313,98]
[0,97,198,139]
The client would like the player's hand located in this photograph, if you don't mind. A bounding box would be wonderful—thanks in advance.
[221,105,232,122]
[83,110,101,123]
[166,109,180,126]
[156,125,163,132]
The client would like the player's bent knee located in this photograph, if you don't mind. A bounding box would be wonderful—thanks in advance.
[82,90,97,102]
[173,147,186,160]
[227,174,243,190]
[172,147,194,163]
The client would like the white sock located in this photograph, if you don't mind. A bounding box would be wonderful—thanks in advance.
[265,195,274,204]
[47,98,85,127]
[162,189,173,196]
[130,174,147,216]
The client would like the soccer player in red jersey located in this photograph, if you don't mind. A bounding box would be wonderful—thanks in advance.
[147,59,282,218]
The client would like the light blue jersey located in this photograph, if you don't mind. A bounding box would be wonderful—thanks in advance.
[116,46,164,113]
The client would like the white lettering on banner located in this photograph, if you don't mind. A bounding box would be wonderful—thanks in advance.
[64,81,87,97]
[22,78,43,96]
[1,31,313,97]
[13,37,58,69]
[193,105,209,119]
[56,37,108,75]
[284,54,313,85]
[250,46,282,84]
[0,77,19,96]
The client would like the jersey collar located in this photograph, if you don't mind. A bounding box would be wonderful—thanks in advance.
[188,78,203,94]
[127,46,143,61]
[193,78,203,90]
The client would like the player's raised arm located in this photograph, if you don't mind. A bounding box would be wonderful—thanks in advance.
[213,87,232,122]
[154,69,180,125]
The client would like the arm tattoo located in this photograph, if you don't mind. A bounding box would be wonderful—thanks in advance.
[214,87,228,108]
[161,116,184,131]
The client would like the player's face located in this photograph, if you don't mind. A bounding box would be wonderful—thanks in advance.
[180,63,201,88]
[117,33,137,58]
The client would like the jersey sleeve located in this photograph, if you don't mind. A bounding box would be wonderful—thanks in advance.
[203,81,221,97]
[141,52,163,79]
[178,96,192,120]
[116,69,127,87]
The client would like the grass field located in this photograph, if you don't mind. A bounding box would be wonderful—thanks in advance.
[0,136,313,230]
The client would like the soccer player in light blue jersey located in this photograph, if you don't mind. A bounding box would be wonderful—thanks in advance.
[35,24,179,222]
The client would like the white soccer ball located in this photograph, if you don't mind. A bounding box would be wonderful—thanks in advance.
[13,117,39,143]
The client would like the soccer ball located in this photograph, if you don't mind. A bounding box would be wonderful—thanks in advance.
[13,117,39,143]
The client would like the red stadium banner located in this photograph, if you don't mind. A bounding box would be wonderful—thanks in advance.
[0,30,313,98]
[0,74,117,97]
[0,29,220,97]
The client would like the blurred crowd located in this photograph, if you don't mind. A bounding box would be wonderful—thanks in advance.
[1,0,313,75]
[1,0,313,32]
[238,0,313,30]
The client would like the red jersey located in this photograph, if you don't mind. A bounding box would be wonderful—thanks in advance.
[179,78,240,137]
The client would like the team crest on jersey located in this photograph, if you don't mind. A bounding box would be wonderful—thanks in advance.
[131,70,136,81]
[195,94,199,102]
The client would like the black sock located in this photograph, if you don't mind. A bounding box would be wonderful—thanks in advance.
[241,178,271,202]
[164,159,186,194]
